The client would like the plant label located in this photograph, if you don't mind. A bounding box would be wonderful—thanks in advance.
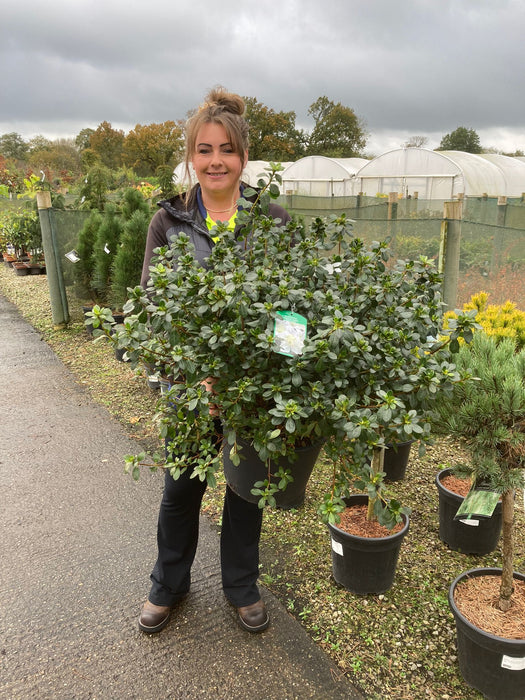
[65,249,80,263]
[501,655,525,671]
[273,311,307,357]
[454,487,500,521]
[460,518,480,527]
[331,538,343,556]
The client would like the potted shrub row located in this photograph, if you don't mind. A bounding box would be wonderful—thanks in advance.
[90,165,477,596]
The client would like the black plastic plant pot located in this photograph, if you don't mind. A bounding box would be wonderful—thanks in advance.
[114,346,129,362]
[436,468,502,555]
[223,438,323,509]
[449,568,525,700]
[83,306,95,335]
[383,441,413,482]
[327,494,409,595]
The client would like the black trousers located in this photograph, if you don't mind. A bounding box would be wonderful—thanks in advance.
[148,436,264,608]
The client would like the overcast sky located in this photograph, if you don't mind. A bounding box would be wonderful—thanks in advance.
[2,0,524,156]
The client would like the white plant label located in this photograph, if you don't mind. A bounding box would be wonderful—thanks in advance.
[501,655,525,671]
[331,538,343,556]
[273,310,307,357]
[460,518,480,527]
[65,249,80,263]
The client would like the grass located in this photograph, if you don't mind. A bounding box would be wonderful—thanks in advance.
[2,263,524,699]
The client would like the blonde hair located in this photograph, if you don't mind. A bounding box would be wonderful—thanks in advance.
[184,86,249,188]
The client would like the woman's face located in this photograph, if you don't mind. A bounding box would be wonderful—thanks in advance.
[191,122,247,199]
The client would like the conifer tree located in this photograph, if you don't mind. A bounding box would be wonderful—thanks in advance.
[110,209,149,310]
[91,203,123,305]
[75,210,102,303]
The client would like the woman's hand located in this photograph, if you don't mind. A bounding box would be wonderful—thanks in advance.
[202,377,220,416]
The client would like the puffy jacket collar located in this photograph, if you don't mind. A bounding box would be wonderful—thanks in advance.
[158,182,254,225]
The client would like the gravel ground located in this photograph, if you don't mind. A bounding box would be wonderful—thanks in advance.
[2,264,524,700]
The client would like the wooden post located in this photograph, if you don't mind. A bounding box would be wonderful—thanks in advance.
[387,192,398,220]
[490,196,508,274]
[36,191,70,326]
[387,192,398,247]
[439,200,463,311]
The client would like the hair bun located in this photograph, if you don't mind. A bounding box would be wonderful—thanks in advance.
[202,86,245,116]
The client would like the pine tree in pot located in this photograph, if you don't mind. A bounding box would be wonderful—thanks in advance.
[435,333,525,699]
[90,167,476,565]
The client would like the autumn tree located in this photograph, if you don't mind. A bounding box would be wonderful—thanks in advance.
[306,97,367,157]
[28,138,81,179]
[75,128,95,152]
[90,121,125,169]
[243,97,306,161]
[123,121,184,176]
[27,135,52,153]
[437,126,482,153]
[0,132,28,161]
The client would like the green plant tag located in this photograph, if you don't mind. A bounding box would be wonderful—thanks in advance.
[273,310,307,357]
[454,487,501,521]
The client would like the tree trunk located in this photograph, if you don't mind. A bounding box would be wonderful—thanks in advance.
[498,489,515,612]
[367,447,385,521]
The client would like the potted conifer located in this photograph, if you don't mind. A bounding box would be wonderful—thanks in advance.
[79,189,151,334]
[435,332,525,699]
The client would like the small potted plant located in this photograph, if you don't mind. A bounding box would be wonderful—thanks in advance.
[435,332,525,699]
[90,167,477,581]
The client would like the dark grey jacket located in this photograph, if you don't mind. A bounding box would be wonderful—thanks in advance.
[140,184,291,287]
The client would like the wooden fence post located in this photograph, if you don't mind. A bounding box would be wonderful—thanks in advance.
[439,200,463,311]
[387,192,398,245]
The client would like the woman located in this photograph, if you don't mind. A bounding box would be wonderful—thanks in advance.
[138,87,291,634]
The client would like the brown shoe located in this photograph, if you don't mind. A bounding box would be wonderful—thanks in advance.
[138,600,172,634]
[236,599,269,632]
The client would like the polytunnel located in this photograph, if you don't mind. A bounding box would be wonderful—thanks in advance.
[281,155,368,196]
[351,148,524,199]
[241,160,293,186]
[173,162,196,187]
[477,154,525,197]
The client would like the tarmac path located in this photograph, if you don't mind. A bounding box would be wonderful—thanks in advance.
[0,293,362,700]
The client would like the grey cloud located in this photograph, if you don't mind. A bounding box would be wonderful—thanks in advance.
[1,0,524,151]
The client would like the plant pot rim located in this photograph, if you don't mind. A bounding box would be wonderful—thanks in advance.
[232,433,325,454]
[386,439,414,448]
[449,567,525,645]
[435,467,469,494]
[328,493,410,543]
[436,467,503,505]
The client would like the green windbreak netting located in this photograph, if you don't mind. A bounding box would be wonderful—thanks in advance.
[15,196,524,320]
[277,194,525,308]
[46,209,92,320]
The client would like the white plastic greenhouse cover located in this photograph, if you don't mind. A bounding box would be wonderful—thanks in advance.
[281,156,368,196]
[351,148,522,198]
[173,162,196,187]
[477,154,525,197]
